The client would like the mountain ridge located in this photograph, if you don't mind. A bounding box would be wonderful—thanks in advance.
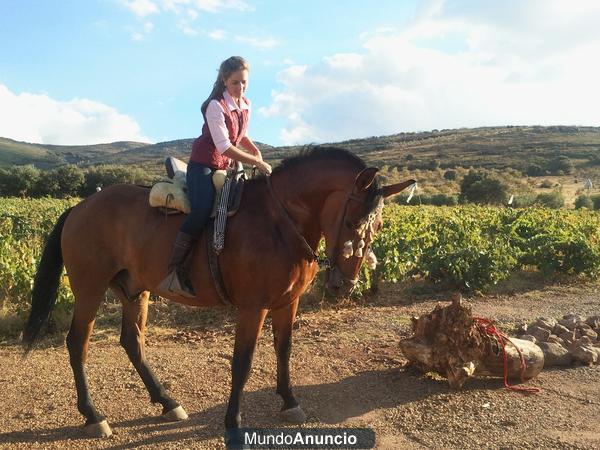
[2,125,600,175]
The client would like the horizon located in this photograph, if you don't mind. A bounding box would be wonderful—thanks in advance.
[3,123,600,149]
[1,1,600,147]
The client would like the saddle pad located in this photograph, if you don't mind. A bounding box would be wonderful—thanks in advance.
[149,170,235,216]
[149,175,191,214]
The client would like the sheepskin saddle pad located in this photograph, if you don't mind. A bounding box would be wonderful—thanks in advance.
[148,157,244,216]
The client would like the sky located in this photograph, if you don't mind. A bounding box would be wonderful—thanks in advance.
[1,0,600,147]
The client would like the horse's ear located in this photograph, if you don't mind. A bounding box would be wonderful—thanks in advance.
[379,179,417,198]
[355,167,379,192]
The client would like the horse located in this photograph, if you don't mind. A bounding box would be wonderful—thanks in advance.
[23,146,414,438]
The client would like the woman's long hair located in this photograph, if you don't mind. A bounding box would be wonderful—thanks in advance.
[201,56,250,116]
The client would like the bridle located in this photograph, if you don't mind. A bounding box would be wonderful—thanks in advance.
[266,175,375,288]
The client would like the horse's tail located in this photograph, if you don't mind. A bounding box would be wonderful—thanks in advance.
[22,207,73,353]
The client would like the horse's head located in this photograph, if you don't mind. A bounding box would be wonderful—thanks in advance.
[321,168,416,297]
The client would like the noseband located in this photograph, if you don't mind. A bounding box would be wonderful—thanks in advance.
[265,176,372,287]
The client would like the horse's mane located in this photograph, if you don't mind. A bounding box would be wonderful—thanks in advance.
[273,146,367,174]
[250,145,382,214]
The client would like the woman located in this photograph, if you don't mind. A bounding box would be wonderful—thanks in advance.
[160,56,272,298]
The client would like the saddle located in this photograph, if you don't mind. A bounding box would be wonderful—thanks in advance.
[149,157,243,305]
[149,157,245,217]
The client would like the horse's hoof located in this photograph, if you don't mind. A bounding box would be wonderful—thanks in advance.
[84,420,112,438]
[162,405,188,422]
[279,406,307,424]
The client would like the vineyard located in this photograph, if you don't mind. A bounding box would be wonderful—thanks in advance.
[2,198,600,335]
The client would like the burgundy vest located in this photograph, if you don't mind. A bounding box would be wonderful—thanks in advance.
[190,96,250,169]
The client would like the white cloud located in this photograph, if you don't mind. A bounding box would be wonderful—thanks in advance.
[121,0,250,19]
[178,22,198,36]
[263,0,600,145]
[235,35,277,49]
[192,0,251,13]
[207,29,225,40]
[129,21,154,41]
[0,84,150,145]
[120,0,252,38]
[186,8,198,19]
[122,0,159,18]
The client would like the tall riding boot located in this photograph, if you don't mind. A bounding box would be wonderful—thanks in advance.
[158,231,197,298]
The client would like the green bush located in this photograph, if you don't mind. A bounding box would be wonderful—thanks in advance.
[460,171,509,205]
[548,156,573,175]
[443,170,457,180]
[0,198,78,318]
[526,164,544,176]
[512,194,537,208]
[575,195,594,209]
[591,195,600,210]
[535,191,564,209]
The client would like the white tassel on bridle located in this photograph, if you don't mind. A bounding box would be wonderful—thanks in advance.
[342,240,354,259]
[354,239,365,257]
[366,248,378,269]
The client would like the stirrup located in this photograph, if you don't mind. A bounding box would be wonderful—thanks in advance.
[158,270,196,298]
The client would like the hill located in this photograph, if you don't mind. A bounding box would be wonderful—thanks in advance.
[0,137,148,169]
[2,125,599,173]
[3,126,600,206]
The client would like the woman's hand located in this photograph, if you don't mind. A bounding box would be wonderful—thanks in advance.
[256,160,272,175]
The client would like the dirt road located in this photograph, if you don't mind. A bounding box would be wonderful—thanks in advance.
[1,282,599,449]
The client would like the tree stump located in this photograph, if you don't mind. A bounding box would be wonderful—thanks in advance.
[399,294,544,388]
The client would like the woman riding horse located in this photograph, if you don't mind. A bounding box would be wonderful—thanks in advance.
[23,146,414,439]
[159,56,272,298]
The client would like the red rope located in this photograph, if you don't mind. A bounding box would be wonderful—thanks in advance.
[474,317,540,394]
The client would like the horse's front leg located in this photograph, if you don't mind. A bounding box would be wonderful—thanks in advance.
[225,308,268,429]
[272,298,306,423]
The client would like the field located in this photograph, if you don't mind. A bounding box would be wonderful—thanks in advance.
[1,192,600,448]
[0,282,599,449]
[3,197,600,327]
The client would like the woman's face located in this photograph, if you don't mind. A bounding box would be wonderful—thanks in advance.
[224,69,248,100]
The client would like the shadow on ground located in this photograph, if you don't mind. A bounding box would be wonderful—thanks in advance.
[0,367,506,448]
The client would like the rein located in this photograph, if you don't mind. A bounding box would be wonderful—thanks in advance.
[265,175,368,281]
[266,176,322,264]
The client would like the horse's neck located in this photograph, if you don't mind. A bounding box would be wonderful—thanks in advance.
[272,165,355,244]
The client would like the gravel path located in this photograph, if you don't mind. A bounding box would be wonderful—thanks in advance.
[0,281,599,449]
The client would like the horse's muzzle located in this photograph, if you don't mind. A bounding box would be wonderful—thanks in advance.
[324,266,357,297]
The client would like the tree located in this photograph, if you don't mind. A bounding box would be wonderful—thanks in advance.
[81,165,150,196]
[32,170,61,197]
[0,165,40,197]
[54,165,84,197]
[548,157,573,175]
[427,159,441,170]
[526,164,544,176]
[443,170,457,180]
[459,171,509,205]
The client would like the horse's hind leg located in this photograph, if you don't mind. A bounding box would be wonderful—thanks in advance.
[66,290,111,437]
[271,298,306,423]
[119,291,188,421]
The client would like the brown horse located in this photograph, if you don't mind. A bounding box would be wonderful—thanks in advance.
[23,147,414,438]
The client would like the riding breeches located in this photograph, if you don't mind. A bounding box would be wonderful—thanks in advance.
[180,161,215,238]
